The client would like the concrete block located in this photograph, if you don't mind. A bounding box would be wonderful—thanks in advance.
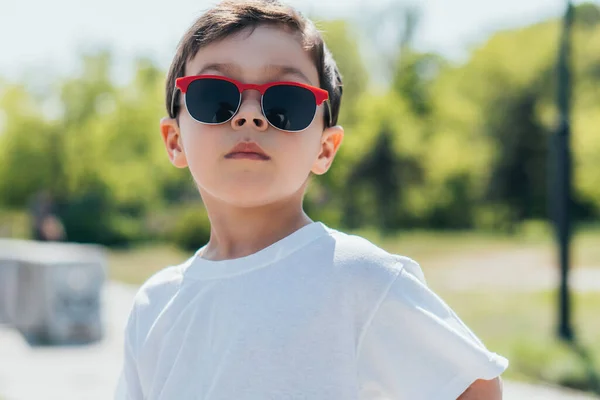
[0,239,106,345]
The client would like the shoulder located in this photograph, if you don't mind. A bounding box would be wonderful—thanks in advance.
[122,257,192,358]
[320,227,427,324]
[130,257,189,316]
[124,258,189,347]
[326,227,425,284]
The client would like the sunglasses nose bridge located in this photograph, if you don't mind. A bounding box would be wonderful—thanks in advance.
[232,87,268,130]
[239,86,264,102]
[237,87,267,117]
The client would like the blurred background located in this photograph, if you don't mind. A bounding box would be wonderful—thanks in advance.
[0,0,599,399]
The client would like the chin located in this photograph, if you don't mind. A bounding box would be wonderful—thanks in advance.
[200,181,295,209]
[194,170,308,208]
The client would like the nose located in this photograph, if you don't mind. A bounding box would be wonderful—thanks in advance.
[231,90,268,132]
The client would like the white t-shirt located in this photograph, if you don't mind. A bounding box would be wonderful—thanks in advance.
[116,222,508,400]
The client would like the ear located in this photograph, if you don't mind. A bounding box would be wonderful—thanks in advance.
[311,125,344,175]
[160,117,188,168]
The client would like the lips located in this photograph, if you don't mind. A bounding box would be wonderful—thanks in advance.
[225,142,270,161]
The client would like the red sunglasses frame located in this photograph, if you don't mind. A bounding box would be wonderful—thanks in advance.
[171,75,332,130]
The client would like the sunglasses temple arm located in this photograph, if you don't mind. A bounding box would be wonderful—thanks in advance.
[325,99,333,127]
[170,87,179,118]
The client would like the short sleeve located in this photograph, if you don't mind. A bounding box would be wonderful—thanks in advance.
[114,305,144,400]
[357,260,508,400]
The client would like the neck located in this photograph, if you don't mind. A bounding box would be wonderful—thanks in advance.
[199,190,313,261]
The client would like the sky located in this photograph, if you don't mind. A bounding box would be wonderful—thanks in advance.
[0,0,595,83]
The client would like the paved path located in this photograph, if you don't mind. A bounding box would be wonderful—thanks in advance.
[503,381,598,399]
[0,282,597,399]
[0,283,132,400]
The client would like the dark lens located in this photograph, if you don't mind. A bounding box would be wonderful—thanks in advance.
[262,85,317,131]
[185,79,240,124]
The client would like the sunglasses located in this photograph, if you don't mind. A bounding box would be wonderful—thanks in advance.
[171,75,332,132]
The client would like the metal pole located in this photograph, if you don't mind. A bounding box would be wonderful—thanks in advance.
[555,0,574,342]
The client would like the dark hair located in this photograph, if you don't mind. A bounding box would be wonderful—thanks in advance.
[165,0,343,128]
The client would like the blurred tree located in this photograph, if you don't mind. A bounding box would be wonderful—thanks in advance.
[0,84,57,206]
[428,2,600,229]
[1,3,599,247]
[358,0,421,81]
[573,2,600,28]
[392,51,445,117]
[484,87,551,226]
[341,91,427,230]
[319,19,369,125]
[305,19,369,226]
[343,127,424,232]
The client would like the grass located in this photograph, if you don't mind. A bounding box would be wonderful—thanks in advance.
[435,288,600,394]
[357,225,600,269]
[106,227,600,395]
[107,243,191,285]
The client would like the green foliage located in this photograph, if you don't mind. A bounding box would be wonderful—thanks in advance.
[420,2,600,229]
[167,205,211,252]
[0,50,192,245]
[0,84,58,206]
[1,4,599,247]
[318,19,368,126]
[392,50,445,117]
[0,209,30,239]
[574,2,600,28]
[483,88,551,222]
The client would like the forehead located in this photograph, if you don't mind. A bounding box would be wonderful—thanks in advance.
[185,25,319,86]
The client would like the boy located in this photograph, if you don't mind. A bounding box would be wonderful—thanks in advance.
[116,0,508,398]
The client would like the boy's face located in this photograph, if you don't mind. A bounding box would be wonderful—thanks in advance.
[161,25,343,208]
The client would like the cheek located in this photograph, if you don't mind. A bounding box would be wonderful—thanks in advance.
[179,125,220,172]
[277,130,322,170]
